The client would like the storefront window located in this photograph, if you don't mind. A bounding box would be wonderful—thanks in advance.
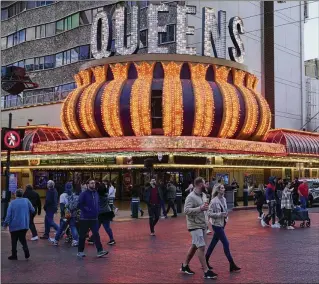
[44,55,55,69]
[79,45,90,60]
[26,27,35,41]
[45,22,55,37]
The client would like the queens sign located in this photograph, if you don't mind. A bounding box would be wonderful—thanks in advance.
[90,3,246,63]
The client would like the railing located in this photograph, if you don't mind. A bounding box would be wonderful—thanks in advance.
[1,90,73,110]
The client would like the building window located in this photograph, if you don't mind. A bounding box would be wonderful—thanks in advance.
[159,24,175,44]
[34,57,44,70]
[18,60,24,68]
[8,5,16,18]
[18,29,26,44]
[55,52,63,67]
[13,33,18,46]
[45,22,55,37]
[80,10,92,25]
[36,24,46,39]
[71,13,79,29]
[140,1,148,8]
[1,8,8,21]
[71,47,79,63]
[26,27,35,41]
[25,58,35,72]
[56,20,64,34]
[79,45,90,60]
[44,55,55,69]
[140,30,148,48]
[26,1,36,9]
[7,34,13,48]
[63,50,71,65]
[1,37,6,50]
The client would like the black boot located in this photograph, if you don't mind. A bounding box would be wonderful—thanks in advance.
[23,248,30,259]
[8,251,17,260]
[230,262,241,272]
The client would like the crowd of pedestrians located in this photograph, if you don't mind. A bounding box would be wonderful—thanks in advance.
[2,174,311,280]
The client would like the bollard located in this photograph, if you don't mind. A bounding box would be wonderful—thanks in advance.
[176,192,183,214]
[131,198,139,219]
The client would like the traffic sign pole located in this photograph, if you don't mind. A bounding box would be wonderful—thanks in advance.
[2,113,12,222]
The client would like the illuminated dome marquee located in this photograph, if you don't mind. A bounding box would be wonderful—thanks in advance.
[60,54,271,141]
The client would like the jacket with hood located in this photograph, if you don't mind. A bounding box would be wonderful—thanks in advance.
[78,189,100,220]
[166,183,177,200]
[60,182,73,218]
[23,185,41,215]
[265,177,276,202]
[44,187,58,213]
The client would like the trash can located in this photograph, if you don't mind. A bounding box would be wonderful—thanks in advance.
[225,189,234,211]
[131,198,139,219]
[176,192,183,213]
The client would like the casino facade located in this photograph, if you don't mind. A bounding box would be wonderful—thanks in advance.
[1,1,318,199]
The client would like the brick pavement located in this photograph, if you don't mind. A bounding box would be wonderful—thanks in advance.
[1,209,319,283]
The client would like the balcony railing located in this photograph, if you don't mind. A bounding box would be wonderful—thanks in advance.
[1,90,73,110]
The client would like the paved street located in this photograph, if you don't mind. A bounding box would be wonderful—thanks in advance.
[1,209,319,283]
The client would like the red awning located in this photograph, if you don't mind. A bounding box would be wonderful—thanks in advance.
[22,126,68,151]
[264,129,319,156]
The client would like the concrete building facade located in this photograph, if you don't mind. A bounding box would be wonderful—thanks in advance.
[1,1,308,131]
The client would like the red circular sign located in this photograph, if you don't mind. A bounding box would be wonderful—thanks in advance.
[4,130,21,149]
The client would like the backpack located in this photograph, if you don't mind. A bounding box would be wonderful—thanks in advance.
[66,194,79,218]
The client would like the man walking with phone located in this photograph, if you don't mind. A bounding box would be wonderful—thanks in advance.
[181,177,217,279]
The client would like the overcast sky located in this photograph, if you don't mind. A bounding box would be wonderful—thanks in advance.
[304,1,319,60]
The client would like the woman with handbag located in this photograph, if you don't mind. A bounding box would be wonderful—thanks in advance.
[205,184,241,273]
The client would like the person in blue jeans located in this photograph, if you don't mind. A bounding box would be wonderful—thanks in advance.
[88,183,116,245]
[206,184,240,273]
[40,180,60,239]
[51,183,79,247]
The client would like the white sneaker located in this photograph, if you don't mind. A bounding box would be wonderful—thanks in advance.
[77,252,86,258]
[275,223,281,228]
[287,226,295,230]
[161,216,166,219]
[49,237,55,242]
[258,216,262,220]
[71,240,79,247]
[31,236,39,241]
[271,224,280,229]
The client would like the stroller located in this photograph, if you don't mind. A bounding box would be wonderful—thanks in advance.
[289,207,311,228]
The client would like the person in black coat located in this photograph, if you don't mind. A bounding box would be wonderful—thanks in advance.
[23,184,42,241]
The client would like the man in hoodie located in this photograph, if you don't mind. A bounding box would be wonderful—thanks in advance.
[40,180,60,239]
[261,177,280,228]
[23,184,42,241]
[77,179,108,258]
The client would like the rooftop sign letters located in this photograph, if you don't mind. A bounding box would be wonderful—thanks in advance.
[90,3,245,63]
